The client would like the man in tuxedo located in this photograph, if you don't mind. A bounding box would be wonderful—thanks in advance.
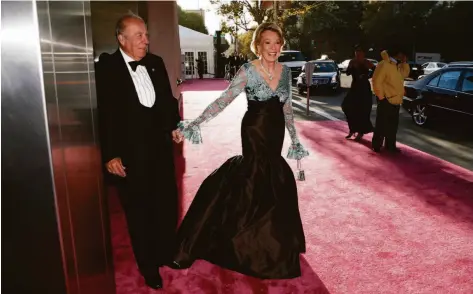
[95,13,183,289]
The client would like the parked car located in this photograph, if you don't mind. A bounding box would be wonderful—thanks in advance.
[367,58,379,77]
[278,50,307,80]
[296,60,341,95]
[418,62,448,80]
[338,59,351,73]
[418,61,473,79]
[444,61,473,68]
[367,58,379,67]
[402,65,473,127]
[338,58,378,74]
[422,61,446,75]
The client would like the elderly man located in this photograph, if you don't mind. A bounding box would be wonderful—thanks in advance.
[95,13,182,289]
[371,47,410,153]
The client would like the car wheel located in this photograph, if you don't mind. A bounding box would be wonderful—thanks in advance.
[412,104,428,126]
[298,87,305,95]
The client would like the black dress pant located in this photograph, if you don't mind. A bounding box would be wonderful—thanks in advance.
[372,98,400,150]
[117,135,178,278]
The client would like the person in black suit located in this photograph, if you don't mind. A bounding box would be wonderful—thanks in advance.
[95,13,183,290]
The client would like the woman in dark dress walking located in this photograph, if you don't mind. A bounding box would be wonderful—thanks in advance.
[171,22,309,280]
[342,46,375,141]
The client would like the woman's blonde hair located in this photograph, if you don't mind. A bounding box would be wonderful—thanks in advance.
[250,22,285,56]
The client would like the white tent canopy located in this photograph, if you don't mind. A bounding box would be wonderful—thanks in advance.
[179,25,213,50]
[179,25,214,79]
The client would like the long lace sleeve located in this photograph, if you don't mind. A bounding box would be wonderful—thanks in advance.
[178,64,248,144]
[284,74,309,160]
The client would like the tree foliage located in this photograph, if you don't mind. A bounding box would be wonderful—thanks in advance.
[210,0,270,35]
[237,29,257,59]
[177,5,208,34]
[213,1,473,61]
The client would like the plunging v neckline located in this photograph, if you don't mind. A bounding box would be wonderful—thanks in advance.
[250,62,284,93]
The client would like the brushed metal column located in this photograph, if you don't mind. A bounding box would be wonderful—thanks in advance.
[38,1,115,293]
[1,1,67,293]
[2,1,115,293]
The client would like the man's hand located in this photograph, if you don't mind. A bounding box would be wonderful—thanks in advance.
[106,157,126,177]
[172,129,184,144]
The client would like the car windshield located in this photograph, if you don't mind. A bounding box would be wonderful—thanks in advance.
[312,62,336,73]
[279,52,305,62]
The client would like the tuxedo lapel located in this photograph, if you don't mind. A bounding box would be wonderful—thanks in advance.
[112,50,140,103]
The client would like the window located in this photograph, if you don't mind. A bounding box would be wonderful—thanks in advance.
[461,71,473,94]
[312,62,337,73]
[184,52,195,75]
[428,75,440,87]
[437,70,461,90]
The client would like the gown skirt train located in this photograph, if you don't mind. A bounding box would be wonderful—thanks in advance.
[173,97,306,279]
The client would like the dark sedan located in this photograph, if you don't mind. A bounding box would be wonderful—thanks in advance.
[296,60,341,95]
[402,66,473,127]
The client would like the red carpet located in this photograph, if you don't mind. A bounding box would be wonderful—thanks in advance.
[111,79,473,293]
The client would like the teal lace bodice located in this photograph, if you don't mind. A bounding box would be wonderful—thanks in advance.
[178,62,309,161]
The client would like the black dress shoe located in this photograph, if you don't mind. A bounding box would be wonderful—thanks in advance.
[372,146,381,153]
[345,132,355,139]
[144,274,163,290]
[354,133,364,142]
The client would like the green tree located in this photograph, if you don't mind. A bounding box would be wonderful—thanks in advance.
[421,1,473,61]
[360,1,473,61]
[237,29,257,59]
[210,0,270,34]
[177,5,208,34]
[361,1,437,57]
[283,1,364,61]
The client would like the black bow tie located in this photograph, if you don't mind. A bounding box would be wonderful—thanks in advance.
[128,60,144,72]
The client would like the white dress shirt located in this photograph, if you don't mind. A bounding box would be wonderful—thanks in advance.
[120,48,156,108]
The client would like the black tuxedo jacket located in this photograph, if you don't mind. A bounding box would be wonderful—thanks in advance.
[95,50,181,165]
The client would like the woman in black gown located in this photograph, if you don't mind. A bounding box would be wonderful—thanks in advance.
[342,46,375,141]
[172,23,310,279]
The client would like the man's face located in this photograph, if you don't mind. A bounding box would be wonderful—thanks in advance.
[118,18,149,61]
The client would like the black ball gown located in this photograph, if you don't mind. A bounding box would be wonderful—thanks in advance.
[174,63,310,279]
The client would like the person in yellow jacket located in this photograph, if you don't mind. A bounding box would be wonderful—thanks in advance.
[371,47,410,153]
